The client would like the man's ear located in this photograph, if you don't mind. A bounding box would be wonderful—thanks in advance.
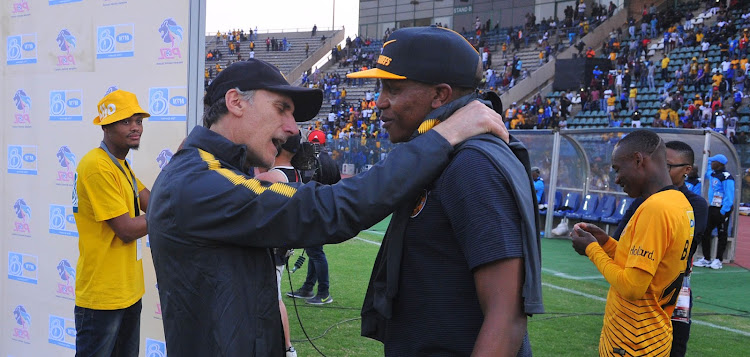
[431,84,452,109]
[224,89,245,117]
[634,152,644,167]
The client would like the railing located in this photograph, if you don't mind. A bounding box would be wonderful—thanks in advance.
[205,27,342,37]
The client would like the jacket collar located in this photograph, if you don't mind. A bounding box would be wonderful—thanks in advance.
[183,126,248,170]
[406,91,501,142]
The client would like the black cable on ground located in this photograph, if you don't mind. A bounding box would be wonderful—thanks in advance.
[286,259,327,357]
[291,317,362,343]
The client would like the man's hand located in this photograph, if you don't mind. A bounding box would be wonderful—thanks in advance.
[572,222,609,246]
[433,100,509,145]
[570,225,597,256]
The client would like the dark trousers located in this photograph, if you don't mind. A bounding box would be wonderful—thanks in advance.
[670,289,692,357]
[302,245,329,295]
[702,206,730,261]
[75,300,141,357]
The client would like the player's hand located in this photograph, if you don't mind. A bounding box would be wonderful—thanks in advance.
[570,225,597,256]
[433,100,509,145]
[573,222,609,246]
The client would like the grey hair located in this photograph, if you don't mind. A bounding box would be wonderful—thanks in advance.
[202,88,256,128]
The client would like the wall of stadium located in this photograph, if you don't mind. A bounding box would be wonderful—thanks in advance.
[358,0,625,40]
[1,0,192,355]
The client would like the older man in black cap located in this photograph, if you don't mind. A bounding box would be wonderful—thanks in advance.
[348,26,542,356]
[147,59,508,355]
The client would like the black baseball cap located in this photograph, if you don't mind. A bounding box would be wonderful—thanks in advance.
[205,59,323,122]
[347,26,480,88]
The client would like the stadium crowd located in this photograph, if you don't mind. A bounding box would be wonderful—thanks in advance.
[200,1,750,173]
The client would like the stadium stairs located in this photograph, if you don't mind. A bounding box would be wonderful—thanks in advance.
[204,29,344,83]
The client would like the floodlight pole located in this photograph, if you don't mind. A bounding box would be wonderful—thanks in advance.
[332,0,335,31]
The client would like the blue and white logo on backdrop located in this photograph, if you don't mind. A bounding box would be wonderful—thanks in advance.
[12,305,32,343]
[6,33,37,65]
[156,149,174,169]
[49,0,82,5]
[55,146,77,185]
[11,0,31,17]
[55,28,77,67]
[145,339,167,357]
[7,145,38,175]
[55,259,76,300]
[49,204,78,237]
[12,89,32,127]
[97,24,134,59]
[48,315,75,349]
[157,17,183,63]
[49,90,82,121]
[149,87,187,121]
[12,198,32,237]
[8,252,38,284]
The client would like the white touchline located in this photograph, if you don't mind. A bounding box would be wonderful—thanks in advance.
[542,282,750,337]
[357,234,750,337]
[542,282,606,302]
[542,268,604,280]
[354,237,382,246]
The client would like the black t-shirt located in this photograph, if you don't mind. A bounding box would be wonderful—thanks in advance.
[384,149,529,356]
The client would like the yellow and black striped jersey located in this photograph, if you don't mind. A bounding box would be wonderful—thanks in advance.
[600,189,694,356]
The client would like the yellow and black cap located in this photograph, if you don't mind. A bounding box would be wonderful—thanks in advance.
[205,59,323,122]
[347,26,480,88]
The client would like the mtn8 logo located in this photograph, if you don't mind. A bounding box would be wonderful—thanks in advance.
[145,339,166,357]
[48,204,78,237]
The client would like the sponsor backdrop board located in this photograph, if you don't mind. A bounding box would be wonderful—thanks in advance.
[2,0,191,355]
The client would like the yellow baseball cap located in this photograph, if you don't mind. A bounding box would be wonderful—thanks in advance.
[93,89,150,125]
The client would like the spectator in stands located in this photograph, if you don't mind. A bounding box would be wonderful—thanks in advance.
[575,41,586,57]
[631,110,642,127]
[662,55,671,80]
[628,84,638,111]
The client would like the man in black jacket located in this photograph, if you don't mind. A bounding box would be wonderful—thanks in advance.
[348,26,543,356]
[146,58,508,356]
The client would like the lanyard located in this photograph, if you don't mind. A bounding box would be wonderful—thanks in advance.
[99,141,140,217]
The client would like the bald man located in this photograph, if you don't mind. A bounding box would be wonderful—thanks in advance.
[571,130,694,356]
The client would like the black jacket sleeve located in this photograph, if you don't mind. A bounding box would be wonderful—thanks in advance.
[150,130,454,249]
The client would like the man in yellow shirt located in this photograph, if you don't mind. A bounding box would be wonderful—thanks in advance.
[73,89,151,356]
[607,95,617,113]
[662,55,671,80]
[571,130,694,356]
[712,70,723,88]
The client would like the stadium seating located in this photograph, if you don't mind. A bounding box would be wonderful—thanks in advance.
[565,194,599,220]
[601,197,634,225]
[582,195,617,222]
[540,191,563,217]
[553,192,581,217]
